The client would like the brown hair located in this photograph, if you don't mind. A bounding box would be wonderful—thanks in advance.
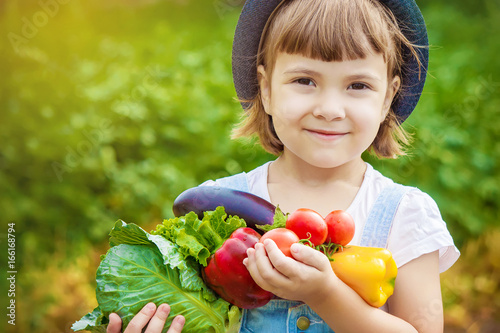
[232,0,420,157]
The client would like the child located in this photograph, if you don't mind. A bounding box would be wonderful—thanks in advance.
[108,0,459,332]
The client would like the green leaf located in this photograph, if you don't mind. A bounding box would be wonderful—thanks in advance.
[93,244,233,333]
[108,220,151,247]
[201,206,246,243]
[226,305,243,333]
[152,206,245,266]
[256,206,288,232]
[71,307,107,333]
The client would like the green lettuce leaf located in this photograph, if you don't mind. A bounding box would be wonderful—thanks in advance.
[256,205,288,232]
[152,206,246,266]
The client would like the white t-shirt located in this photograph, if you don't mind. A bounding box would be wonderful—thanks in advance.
[205,161,459,273]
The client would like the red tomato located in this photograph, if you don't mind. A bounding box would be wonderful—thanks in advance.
[259,228,300,258]
[285,208,328,246]
[324,210,355,246]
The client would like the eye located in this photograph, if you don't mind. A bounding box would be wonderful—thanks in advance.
[295,78,315,86]
[349,82,369,90]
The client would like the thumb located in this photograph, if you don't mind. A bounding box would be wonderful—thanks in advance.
[290,243,331,270]
[106,313,122,333]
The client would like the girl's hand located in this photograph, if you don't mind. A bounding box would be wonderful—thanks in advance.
[243,239,338,305]
[106,303,185,333]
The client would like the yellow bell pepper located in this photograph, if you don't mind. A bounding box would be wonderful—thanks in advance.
[329,245,398,308]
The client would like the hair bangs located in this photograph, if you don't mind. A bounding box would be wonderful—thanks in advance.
[261,0,399,73]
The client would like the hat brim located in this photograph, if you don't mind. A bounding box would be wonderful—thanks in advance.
[231,0,428,123]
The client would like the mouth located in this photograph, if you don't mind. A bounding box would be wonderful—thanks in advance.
[306,129,347,140]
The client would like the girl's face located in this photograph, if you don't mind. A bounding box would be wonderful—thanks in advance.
[258,52,400,169]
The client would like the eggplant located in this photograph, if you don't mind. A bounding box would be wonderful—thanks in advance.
[173,186,275,233]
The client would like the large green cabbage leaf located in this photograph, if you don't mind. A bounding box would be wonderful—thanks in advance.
[72,218,241,333]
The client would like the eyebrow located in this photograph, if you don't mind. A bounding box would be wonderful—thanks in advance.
[282,67,383,82]
[282,68,321,76]
[347,73,383,82]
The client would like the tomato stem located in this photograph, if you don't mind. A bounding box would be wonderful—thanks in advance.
[299,238,314,247]
[317,242,344,261]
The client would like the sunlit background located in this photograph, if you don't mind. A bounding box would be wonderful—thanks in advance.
[1,0,499,332]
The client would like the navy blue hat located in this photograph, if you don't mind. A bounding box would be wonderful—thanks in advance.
[232,0,428,123]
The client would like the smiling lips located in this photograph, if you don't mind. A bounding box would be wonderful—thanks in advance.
[306,128,347,141]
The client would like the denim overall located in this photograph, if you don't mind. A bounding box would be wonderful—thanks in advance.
[214,172,411,333]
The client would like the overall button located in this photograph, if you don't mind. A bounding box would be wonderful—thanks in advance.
[296,316,310,330]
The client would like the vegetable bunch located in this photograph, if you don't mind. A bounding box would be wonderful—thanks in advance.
[74,186,399,333]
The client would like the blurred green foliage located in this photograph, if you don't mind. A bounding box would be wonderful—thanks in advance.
[365,0,500,245]
[0,0,499,332]
[441,227,500,332]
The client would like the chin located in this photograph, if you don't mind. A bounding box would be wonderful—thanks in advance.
[307,158,344,169]
[305,152,362,170]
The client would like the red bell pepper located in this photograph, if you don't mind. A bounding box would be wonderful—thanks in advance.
[202,227,273,309]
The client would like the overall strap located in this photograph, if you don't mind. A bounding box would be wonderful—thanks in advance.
[214,172,250,192]
[360,183,412,248]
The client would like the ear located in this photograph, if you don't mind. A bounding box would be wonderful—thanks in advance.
[381,75,401,121]
[257,65,271,114]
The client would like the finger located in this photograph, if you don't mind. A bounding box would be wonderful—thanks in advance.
[244,246,266,282]
[107,313,122,333]
[244,245,272,289]
[144,304,170,333]
[167,315,185,333]
[251,242,291,288]
[253,242,280,275]
[262,239,299,277]
[124,303,156,333]
[290,243,331,271]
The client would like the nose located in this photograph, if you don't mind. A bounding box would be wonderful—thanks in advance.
[312,91,346,121]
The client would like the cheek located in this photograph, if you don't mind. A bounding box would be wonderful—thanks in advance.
[269,104,292,136]
[269,94,305,123]
[350,103,385,135]
[271,89,311,116]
